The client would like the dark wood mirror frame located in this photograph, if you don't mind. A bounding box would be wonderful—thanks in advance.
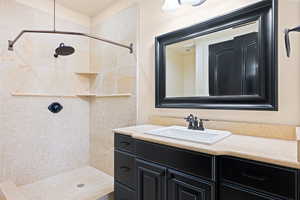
[155,0,278,111]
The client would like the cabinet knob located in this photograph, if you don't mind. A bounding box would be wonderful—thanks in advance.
[121,141,130,146]
[241,172,267,182]
[120,166,131,172]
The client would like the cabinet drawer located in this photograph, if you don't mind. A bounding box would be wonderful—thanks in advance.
[115,182,136,200]
[115,150,135,189]
[136,140,214,181]
[220,157,297,199]
[220,184,282,200]
[115,133,135,153]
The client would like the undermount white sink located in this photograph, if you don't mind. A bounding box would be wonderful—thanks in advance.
[144,126,232,145]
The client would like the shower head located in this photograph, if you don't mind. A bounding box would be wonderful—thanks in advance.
[54,43,75,58]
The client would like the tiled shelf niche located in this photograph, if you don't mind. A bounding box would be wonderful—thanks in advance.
[75,71,132,97]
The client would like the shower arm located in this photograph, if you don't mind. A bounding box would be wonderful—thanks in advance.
[8,30,133,54]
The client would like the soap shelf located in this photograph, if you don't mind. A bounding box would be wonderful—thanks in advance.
[96,93,132,98]
[11,92,76,98]
[76,93,97,97]
[11,92,132,98]
[75,72,99,76]
[76,93,132,98]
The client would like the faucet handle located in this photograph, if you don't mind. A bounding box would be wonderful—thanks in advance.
[184,114,194,122]
[184,114,194,129]
[198,119,209,125]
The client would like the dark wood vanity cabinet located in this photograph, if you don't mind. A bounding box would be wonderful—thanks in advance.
[114,133,298,200]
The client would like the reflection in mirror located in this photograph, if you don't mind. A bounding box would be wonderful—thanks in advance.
[165,21,259,97]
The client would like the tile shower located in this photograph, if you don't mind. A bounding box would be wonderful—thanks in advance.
[0,0,137,188]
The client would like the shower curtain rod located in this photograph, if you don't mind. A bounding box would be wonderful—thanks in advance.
[8,30,133,54]
[8,0,133,54]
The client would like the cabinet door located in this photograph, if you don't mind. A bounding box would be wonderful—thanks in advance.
[168,169,215,200]
[136,159,167,200]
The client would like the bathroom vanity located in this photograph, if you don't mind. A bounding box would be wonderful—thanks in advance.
[114,125,300,200]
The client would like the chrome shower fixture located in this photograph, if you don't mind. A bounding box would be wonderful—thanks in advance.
[8,0,133,54]
[285,26,300,57]
[54,43,75,58]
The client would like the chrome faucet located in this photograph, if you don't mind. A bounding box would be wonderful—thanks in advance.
[184,114,209,131]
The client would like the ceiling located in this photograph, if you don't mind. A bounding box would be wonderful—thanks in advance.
[56,0,118,16]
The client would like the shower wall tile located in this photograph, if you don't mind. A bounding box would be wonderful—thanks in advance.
[100,72,118,95]
[117,75,135,94]
[0,0,90,185]
[90,96,137,175]
[90,6,138,176]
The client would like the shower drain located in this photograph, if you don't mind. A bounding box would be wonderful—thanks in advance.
[77,184,85,188]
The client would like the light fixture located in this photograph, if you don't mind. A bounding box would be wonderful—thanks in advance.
[191,0,207,6]
[162,0,180,11]
[180,0,206,6]
[162,0,207,11]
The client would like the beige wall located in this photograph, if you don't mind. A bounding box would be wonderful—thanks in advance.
[89,5,138,176]
[0,0,90,185]
[137,0,300,126]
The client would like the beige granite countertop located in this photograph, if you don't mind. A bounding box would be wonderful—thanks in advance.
[114,125,300,169]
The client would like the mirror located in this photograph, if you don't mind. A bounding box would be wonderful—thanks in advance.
[166,21,259,97]
[155,0,277,110]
